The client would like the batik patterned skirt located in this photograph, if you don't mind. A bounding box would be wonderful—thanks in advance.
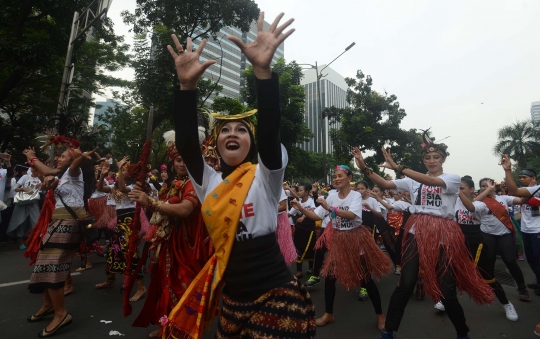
[28,219,81,293]
[216,280,316,339]
[106,208,142,278]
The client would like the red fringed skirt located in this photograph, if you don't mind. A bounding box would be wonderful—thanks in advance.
[88,195,107,221]
[402,214,494,305]
[95,205,117,229]
[318,225,392,289]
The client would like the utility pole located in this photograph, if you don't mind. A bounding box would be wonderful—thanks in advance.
[52,0,113,166]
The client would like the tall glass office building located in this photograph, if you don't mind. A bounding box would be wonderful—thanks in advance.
[300,65,348,153]
[193,21,285,103]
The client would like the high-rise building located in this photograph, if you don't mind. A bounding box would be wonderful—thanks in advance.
[531,101,540,123]
[93,98,122,128]
[193,21,285,103]
[300,65,347,153]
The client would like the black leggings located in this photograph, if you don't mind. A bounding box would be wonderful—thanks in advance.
[479,232,525,289]
[324,260,382,315]
[522,232,540,283]
[385,234,469,337]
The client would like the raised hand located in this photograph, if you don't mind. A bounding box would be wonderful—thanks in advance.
[228,12,294,79]
[82,147,99,161]
[116,156,129,169]
[290,199,301,210]
[23,147,36,160]
[380,148,399,171]
[167,36,216,90]
[351,147,366,170]
[500,154,511,171]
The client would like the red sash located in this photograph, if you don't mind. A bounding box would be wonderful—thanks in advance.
[483,197,514,233]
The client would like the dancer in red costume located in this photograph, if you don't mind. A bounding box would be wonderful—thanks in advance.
[129,131,211,338]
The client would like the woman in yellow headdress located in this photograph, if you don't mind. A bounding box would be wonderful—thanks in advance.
[161,12,315,339]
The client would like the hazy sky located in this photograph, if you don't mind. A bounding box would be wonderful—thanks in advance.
[100,0,540,183]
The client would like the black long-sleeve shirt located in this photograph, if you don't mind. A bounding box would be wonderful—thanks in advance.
[174,73,282,184]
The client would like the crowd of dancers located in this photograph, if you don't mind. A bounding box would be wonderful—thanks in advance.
[1,11,539,339]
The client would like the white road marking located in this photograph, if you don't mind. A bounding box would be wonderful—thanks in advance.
[0,272,81,288]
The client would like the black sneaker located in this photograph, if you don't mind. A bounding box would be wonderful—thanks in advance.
[305,276,320,287]
[518,288,531,301]
[534,288,540,296]
[358,287,368,301]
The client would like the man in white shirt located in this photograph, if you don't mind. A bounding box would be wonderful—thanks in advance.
[0,154,13,244]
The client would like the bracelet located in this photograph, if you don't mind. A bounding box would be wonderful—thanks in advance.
[396,164,409,174]
[29,157,38,164]
[362,167,373,177]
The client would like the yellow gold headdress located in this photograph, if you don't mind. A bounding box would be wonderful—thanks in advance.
[210,109,257,142]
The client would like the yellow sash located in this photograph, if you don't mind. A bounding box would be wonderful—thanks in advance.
[163,162,256,339]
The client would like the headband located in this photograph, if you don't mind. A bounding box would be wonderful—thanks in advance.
[211,109,257,142]
[68,148,82,160]
[420,128,449,157]
[335,165,352,175]
[520,170,536,177]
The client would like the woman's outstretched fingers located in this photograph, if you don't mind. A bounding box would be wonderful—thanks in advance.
[172,34,182,53]
[269,12,284,32]
[257,11,264,32]
[275,17,294,37]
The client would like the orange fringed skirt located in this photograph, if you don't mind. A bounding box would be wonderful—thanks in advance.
[317,225,392,289]
[402,214,494,305]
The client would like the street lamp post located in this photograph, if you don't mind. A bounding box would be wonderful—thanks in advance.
[300,42,355,182]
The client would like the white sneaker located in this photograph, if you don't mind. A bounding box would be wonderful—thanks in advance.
[434,301,445,311]
[394,267,401,275]
[503,302,518,321]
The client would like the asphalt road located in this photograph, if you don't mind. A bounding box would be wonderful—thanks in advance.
[1,241,539,339]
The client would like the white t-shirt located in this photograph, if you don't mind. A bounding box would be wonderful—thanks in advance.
[278,189,288,216]
[392,174,460,220]
[362,197,381,213]
[55,170,85,209]
[378,202,388,221]
[0,168,7,201]
[115,184,135,210]
[190,145,288,242]
[476,195,515,235]
[454,198,481,226]
[91,180,108,199]
[313,190,363,231]
[16,174,41,189]
[392,200,411,212]
[521,186,540,233]
[289,197,316,217]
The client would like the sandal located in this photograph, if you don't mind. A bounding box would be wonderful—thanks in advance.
[38,313,72,337]
[27,306,54,322]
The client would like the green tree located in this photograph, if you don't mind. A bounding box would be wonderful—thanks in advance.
[325,70,411,176]
[242,58,312,175]
[211,97,250,115]
[493,120,540,169]
[0,0,131,153]
[121,0,260,131]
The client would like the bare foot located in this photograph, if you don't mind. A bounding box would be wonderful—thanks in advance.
[149,329,161,338]
[95,280,115,289]
[75,265,92,272]
[315,313,335,327]
[63,284,74,296]
[130,286,147,301]
[377,314,386,331]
